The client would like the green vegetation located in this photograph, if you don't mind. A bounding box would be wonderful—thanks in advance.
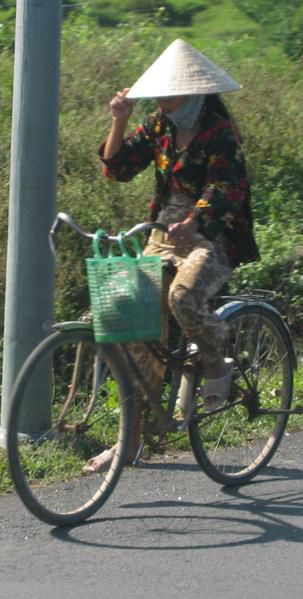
[0,448,12,493]
[0,1,303,493]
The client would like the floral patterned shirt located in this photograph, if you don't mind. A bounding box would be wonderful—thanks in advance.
[99,109,260,267]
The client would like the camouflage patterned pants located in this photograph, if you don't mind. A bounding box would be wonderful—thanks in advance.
[145,229,232,360]
[126,229,232,455]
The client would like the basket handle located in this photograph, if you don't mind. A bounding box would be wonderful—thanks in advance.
[92,229,143,259]
[92,229,108,258]
[118,233,143,259]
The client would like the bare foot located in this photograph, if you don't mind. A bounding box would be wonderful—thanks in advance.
[82,446,116,474]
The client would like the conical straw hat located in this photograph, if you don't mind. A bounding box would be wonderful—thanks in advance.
[127,39,241,99]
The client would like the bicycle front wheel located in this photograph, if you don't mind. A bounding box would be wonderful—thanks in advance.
[7,328,133,526]
[189,303,294,486]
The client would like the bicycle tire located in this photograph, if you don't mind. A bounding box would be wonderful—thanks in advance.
[189,303,294,486]
[7,328,134,526]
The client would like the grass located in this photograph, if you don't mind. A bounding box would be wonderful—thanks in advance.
[162,0,272,60]
[191,0,260,39]
[0,448,12,494]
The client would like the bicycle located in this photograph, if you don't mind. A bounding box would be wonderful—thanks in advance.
[7,212,299,527]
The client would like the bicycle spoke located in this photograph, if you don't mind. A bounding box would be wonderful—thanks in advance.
[189,305,293,485]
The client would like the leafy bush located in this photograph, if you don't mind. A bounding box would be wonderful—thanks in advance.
[231,223,303,332]
[234,0,303,59]
[62,0,209,27]
[155,1,206,26]
[0,47,12,327]
[0,1,15,50]
[230,64,303,225]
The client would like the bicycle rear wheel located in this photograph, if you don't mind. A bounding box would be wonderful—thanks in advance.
[7,328,133,526]
[189,303,294,485]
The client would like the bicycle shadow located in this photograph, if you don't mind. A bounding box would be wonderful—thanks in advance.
[134,459,301,476]
[51,463,303,551]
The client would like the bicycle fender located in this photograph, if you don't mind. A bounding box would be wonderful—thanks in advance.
[52,321,93,332]
[216,300,297,369]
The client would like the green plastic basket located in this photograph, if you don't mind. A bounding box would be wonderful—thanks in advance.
[86,230,162,343]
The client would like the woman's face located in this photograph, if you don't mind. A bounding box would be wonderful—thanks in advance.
[156,96,187,113]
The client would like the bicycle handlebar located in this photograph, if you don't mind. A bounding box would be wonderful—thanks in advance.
[49,211,168,254]
[50,212,95,240]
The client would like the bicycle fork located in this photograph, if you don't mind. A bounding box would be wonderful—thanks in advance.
[57,343,104,433]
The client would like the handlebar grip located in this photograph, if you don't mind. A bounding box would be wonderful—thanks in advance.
[50,212,94,239]
[124,221,168,238]
[49,212,94,255]
[49,215,62,237]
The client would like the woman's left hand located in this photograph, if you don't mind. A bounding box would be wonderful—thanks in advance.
[167,217,198,243]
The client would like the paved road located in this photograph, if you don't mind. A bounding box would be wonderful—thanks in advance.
[1,432,303,599]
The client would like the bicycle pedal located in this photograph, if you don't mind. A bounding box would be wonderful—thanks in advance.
[131,441,145,466]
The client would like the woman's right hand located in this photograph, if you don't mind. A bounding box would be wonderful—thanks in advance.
[110,88,134,123]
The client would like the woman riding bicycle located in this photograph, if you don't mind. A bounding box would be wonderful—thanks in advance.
[84,38,260,473]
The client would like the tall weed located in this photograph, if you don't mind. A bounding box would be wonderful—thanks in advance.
[0,11,302,333]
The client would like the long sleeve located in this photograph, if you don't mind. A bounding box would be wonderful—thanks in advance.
[99,114,159,182]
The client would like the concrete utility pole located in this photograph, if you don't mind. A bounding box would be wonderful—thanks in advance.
[0,0,62,444]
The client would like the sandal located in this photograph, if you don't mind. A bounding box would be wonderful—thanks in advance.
[203,357,234,411]
[82,447,116,474]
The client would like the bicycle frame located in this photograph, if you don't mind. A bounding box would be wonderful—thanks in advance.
[52,293,302,427]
